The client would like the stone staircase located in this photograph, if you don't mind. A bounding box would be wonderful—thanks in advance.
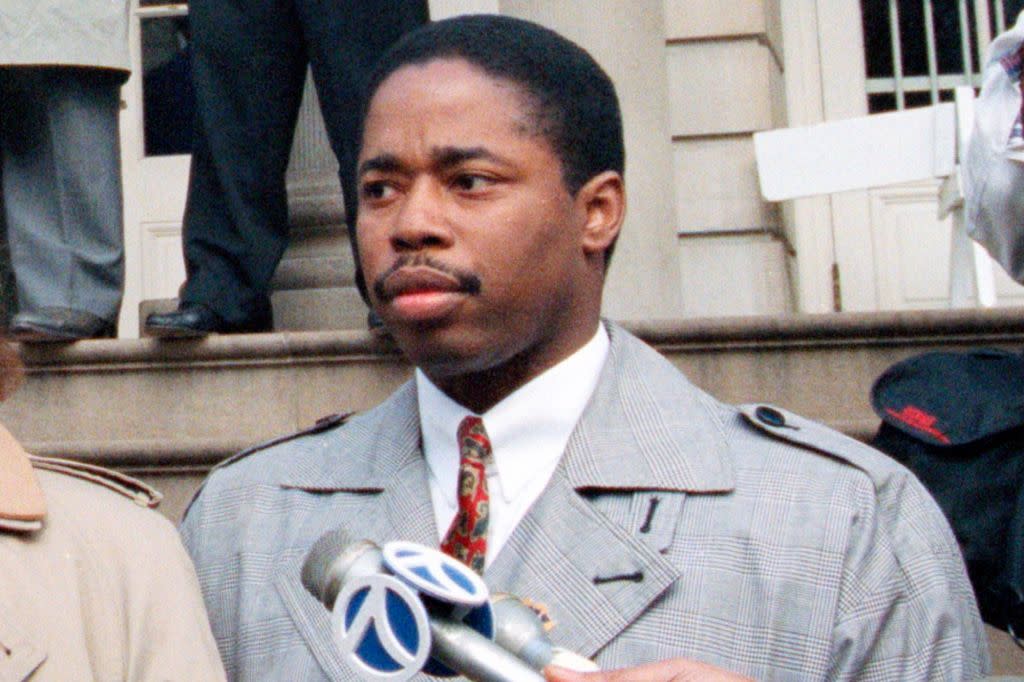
[140,172,369,335]
[269,172,368,332]
[7,307,1024,522]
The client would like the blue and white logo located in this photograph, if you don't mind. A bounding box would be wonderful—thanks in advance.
[332,574,431,681]
[383,541,489,606]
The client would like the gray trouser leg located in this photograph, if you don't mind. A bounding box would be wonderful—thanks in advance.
[0,67,125,320]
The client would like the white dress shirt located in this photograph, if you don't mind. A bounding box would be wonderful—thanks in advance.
[416,323,610,566]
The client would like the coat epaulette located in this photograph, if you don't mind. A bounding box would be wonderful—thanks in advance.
[182,412,353,521]
[28,455,163,509]
[738,403,893,485]
[208,412,354,475]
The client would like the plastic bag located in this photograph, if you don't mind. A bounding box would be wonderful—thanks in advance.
[964,11,1024,284]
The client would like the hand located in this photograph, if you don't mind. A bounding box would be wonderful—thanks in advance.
[544,658,754,682]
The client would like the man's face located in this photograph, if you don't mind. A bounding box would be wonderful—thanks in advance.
[356,59,607,391]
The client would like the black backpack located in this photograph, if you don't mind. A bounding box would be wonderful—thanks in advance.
[869,348,1024,641]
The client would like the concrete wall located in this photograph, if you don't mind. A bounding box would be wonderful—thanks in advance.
[663,0,794,317]
[498,1,684,321]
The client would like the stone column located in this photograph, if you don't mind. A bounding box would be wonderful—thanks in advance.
[277,73,365,331]
[499,1,684,320]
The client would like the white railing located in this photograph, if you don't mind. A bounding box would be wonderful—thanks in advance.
[866,0,1016,109]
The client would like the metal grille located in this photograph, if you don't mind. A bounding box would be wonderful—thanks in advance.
[862,0,1024,111]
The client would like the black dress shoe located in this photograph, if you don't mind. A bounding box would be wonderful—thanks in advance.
[10,308,117,342]
[144,304,272,338]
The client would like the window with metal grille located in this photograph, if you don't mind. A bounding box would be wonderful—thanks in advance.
[861,0,1024,111]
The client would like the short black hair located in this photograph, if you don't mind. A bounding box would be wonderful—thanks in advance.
[358,14,625,196]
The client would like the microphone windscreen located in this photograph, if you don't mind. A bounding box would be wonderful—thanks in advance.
[301,526,355,601]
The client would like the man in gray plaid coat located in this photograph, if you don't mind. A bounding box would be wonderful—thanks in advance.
[181,15,989,681]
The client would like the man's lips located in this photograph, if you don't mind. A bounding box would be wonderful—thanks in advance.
[371,257,482,323]
[373,265,481,323]
[376,266,464,302]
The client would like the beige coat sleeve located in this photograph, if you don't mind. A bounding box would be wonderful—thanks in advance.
[0,469,225,681]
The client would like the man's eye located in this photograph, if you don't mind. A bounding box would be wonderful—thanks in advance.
[452,174,492,192]
[361,181,394,201]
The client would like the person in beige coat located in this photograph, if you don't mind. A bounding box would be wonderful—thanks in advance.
[0,341,225,680]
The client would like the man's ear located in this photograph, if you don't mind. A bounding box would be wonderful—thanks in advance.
[576,171,625,258]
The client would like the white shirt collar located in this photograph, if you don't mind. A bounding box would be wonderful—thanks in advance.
[417,323,610,510]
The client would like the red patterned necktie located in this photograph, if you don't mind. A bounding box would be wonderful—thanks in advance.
[440,416,491,574]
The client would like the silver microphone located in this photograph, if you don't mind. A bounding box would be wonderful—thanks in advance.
[301,529,385,610]
[491,593,599,673]
[302,528,544,682]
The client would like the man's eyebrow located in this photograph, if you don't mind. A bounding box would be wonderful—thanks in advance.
[358,147,513,177]
[358,154,404,177]
[430,146,511,169]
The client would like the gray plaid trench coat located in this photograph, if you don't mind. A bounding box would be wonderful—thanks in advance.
[181,323,989,681]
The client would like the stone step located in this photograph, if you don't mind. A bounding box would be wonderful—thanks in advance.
[139,213,370,334]
[270,285,368,332]
[273,229,356,289]
[9,307,1024,521]
[270,221,368,331]
[140,286,370,335]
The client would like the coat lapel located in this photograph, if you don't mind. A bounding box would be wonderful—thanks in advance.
[280,381,439,546]
[485,469,681,659]
[487,323,735,658]
[0,424,45,532]
[275,382,441,680]
[345,408,439,550]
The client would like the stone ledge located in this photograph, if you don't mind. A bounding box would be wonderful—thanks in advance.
[272,256,357,291]
[39,306,1024,369]
[12,307,1024,468]
[11,307,1021,521]
[18,327,399,368]
[628,307,1024,349]
[24,438,244,470]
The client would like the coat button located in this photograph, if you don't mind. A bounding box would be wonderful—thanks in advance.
[755,406,786,427]
[312,412,352,432]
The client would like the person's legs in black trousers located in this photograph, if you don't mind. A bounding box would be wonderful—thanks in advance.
[146,0,428,337]
[146,0,307,336]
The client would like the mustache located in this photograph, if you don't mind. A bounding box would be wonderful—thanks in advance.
[372,255,482,302]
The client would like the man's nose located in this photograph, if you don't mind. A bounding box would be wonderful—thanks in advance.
[390,180,453,251]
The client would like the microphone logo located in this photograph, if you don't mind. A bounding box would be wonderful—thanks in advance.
[382,541,489,606]
[382,542,496,678]
[332,574,431,681]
